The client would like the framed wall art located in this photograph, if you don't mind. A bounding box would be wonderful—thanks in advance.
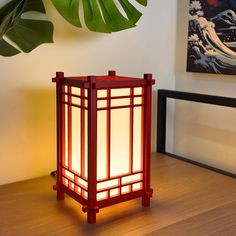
[187,0,236,75]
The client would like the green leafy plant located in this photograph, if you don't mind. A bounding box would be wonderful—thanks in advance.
[0,0,53,56]
[0,0,147,57]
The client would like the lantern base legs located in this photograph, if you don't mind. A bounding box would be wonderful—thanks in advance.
[87,210,96,224]
[142,196,150,207]
[83,205,99,224]
[142,189,153,207]
[57,190,65,200]
[53,183,65,200]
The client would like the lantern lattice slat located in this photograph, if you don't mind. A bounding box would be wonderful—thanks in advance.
[52,71,155,223]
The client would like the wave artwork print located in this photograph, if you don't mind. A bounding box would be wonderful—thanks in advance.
[187,0,236,75]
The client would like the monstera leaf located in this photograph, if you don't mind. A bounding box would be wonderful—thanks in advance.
[0,0,148,56]
[51,0,147,33]
[0,0,53,56]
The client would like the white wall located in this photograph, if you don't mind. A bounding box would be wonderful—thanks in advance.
[0,0,177,185]
[173,0,236,174]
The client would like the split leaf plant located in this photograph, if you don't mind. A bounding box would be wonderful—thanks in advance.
[0,0,147,56]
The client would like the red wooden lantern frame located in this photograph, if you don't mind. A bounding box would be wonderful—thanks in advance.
[52,71,155,223]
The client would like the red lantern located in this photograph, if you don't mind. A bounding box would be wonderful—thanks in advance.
[52,71,155,223]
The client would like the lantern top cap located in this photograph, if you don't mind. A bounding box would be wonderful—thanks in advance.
[52,71,155,89]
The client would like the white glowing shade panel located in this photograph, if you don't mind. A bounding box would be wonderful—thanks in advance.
[97,89,107,109]
[133,107,142,172]
[71,106,81,174]
[84,111,88,178]
[77,177,88,189]
[110,108,130,177]
[63,87,143,200]
[134,97,142,105]
[75,186,81,194]
[83,191,88,199]
[134,87,142,95]
[63,87,88,180]
[65,170,74,180]
[133,183,142,191]
[63,178,69,186]
[122,173,142,184]
[121,186,130,194]
[111,98,129,106]
[64,105,69,167]
[97,192,107,200]
[71,87,81,95]
[64,86,69,168]
[97,110,107,180]
[98,89,107,98]
[97,179,119,191]
[110,188,119,197]
[97,100,107,108]
[72,96,81,105]
[111,88,130,96]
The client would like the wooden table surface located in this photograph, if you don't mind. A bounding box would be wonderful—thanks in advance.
[1,153,236,236]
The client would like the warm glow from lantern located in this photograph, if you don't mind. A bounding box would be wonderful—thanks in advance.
[53,71,154,224]
[62,87,143,201]
[71,106,81,174]
[110,107,130,177]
